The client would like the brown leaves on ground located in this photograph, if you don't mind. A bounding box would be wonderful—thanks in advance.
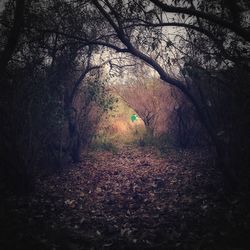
[1,146,250,250]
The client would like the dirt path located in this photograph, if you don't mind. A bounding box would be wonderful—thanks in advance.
[1,146,249,250]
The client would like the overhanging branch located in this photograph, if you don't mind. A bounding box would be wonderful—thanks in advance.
[149,0,250,42]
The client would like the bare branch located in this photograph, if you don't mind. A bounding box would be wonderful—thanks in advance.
[149,0,250,41]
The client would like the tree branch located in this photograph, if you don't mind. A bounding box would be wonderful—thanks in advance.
[149,0,250,41]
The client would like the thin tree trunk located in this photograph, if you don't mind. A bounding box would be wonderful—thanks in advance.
[58,92,65,169]
[68,107,81,163]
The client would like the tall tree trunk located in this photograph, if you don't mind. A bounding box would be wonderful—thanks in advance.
[68,107,81,163]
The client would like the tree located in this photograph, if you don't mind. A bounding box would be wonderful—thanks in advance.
[114,77,176,136]
[0,0,115,192]
[86,0,250,186]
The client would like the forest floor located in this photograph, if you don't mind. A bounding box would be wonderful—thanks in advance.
[1,145,250,250]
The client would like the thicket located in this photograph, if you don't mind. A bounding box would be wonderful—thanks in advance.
[0,1,114,193]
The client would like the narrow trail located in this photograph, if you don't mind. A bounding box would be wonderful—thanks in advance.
[1,146,249,250]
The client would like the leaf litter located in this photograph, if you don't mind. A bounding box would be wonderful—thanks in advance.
[1,146,250,250]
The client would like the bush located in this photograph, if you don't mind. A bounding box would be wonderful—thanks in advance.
[90,136,118,154]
